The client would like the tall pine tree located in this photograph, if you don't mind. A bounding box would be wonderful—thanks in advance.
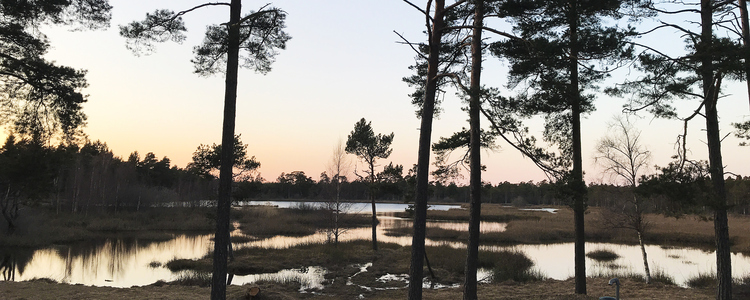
[489,0,641,294]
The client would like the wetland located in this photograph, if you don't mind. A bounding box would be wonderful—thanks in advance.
[2,202,750,299]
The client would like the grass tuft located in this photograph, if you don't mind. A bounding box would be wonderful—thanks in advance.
[171,270,212,287]
[686,272,716,288]
[166,258,204,272]
[586,249,619,262]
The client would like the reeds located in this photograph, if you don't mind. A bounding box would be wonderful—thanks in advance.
[686,272,716,288]
[171,270,212,287]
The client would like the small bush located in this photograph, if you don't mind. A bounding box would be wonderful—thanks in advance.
[148,261,162,268]
[586,249,620,262]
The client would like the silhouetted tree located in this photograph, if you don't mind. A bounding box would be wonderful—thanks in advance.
[346,117,394,251]
[0,0,111,142]
[610,1,746,297]
[187,134,260,181]
[488,0,642,294]
[120,2,290,298]
[0,136,57,233]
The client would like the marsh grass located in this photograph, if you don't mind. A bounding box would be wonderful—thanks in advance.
[650,268,676,285]
[166,258,206,272]
[490,252,545,282]
[172,270,211,287]
[392,206,542,222]
[0,207,215,247]
[586,249,619,262]
[686,272,716,288]
[233,206,370,237]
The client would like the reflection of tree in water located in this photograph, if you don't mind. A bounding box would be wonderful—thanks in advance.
[0,248,34,281]
[56,238,159,283]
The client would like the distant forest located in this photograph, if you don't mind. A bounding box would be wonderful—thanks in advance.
[2,136,749,216]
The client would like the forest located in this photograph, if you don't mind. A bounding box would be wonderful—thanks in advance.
[2,133,749,222]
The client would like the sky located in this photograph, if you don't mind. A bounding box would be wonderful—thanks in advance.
[31,0,750,185]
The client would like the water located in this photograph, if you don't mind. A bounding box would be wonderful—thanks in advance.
[237,200,462,213]
[163,200,463,213]
[2,210,749,288]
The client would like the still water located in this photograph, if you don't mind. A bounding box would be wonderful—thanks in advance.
[2,206,749,288]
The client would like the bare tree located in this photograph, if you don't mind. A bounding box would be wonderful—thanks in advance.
[594,116,653,283]
[322,139,352,246]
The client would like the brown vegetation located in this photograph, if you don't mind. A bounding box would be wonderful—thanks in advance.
[0,207,216,247]
[0,276,724,299]
[4,204,750,299]
[388,204,750,253]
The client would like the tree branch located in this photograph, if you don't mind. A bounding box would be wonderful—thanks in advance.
[394,30,428,60]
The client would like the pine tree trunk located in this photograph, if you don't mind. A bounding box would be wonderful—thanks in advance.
[211,0,241,299]
[568,0,587,295]
[739,0,750,108]
[699,1,732,299]
[463,1,483,299]
[408,1,446,299]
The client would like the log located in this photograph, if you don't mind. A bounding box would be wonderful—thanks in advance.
[246,285,260,299]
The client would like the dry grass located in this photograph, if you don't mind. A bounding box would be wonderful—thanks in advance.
[387,204,750,254]
[233,206,370,237]
[0,277,720,300]
[0,207,215,247]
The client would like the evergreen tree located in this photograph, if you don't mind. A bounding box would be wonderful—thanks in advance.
[488,0,642,294]
[120,2,290,298]
[0,0,111,141]
[609,1,746,297]
[345,117,394,251]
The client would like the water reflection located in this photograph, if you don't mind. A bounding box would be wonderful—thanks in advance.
[3,216,750,288]
[230,266,327,292]
[235,216,505,249]
[485,243,750,287]
[4,235,211,287]
[236,201,462,213]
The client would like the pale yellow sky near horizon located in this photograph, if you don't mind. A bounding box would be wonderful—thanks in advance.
[20,0,750,185]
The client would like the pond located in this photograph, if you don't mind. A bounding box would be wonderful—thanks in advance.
[2,209,749,288]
